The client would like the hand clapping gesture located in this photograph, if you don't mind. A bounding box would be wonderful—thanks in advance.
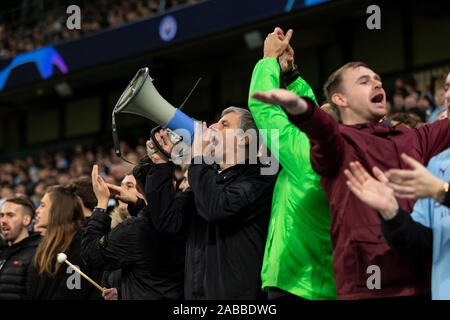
[344,161,399,220]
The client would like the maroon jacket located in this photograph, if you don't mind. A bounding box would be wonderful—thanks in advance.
[289,97,450,300]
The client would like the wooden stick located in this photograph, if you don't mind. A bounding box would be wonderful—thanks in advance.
[64,259,104,292]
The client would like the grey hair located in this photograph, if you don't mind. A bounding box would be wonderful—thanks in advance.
[221,106,258,133]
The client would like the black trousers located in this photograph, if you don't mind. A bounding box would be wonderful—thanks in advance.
[267,287,306,301]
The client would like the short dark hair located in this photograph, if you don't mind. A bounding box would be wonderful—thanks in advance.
[4,196,35,219]
[132,156,153,193]
[388,112,423,129]
[65,176,97,211]
[323,62,369,121]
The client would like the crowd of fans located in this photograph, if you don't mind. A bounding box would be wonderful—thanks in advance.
[385,73,448,127]
[0,0,200,59]
[0,140,147,210]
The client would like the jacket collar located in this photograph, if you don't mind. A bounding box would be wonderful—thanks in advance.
[344,120,405,135]
[9,232,41,249]
[215,160,264,184]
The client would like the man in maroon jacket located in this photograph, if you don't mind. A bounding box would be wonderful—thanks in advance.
[250,61,450,300]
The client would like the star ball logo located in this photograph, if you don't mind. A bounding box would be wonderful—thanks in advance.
[159,16,177,42]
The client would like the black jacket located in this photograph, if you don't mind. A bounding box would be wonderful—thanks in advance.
[0,236,6,247]
[445,187,450,208]
[80,203,185,300]
[27,230,103,300]
[147,158,276,300]
[0,232,41,300]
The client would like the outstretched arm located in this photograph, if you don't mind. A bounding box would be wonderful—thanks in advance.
[251,89,345,176]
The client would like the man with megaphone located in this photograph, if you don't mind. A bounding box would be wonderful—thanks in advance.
[143,108,277,300]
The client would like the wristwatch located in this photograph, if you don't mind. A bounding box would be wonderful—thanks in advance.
[94,207,107,214]
[436,182,449,204]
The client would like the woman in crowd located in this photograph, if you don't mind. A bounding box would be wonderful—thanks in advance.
[27,185,103,299]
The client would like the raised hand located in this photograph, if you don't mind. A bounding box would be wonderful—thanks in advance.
[386,153,447,201]
[106,183,138,205]
[263,27,293,59]
[344,161,399,220]
[250,89,307,115]
[147,129,174,164]
[279,44,295,73]
[91,164,110,209]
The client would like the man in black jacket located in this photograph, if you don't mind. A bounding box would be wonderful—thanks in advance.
[80,160,185,300]
[0,197,41,299]
[147,107,277,299]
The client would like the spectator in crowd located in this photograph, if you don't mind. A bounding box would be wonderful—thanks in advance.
[30,181,49,204]
[94,171,143,300]
[391,92,405,114]
[247,27,336,300]
[97,172,142,301]
[109,172,143,228]
[0,185,15,208]
[430,87,447,123]
[404,94,427,122]
[80,162,185,300]
[65,176,97,218]
[251,52,449,299]
[33,191,52,237]
[0,197,41,300]
[27,185,102,299]
[345,149,449,299]
[388,112,424,129]
[146,105,277,299]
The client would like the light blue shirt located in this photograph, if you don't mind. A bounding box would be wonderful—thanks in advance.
[429,106,446,123]
[411,148,450,300]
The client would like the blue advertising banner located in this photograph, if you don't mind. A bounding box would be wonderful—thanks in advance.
[0,0,331,92]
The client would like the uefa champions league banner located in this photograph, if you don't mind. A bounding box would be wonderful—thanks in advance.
[0,0,328,92]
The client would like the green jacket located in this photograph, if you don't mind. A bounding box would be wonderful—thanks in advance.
[248,58,336,299]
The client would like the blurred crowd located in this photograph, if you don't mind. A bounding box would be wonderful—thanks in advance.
[0,0,200,59]
[385,73,448,127]
[0,140,148,208]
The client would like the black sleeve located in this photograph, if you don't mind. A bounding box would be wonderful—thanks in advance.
[81,208,141,271]
[127,197,146,217]
[101,270,121,292]
[68,233,103,300]
[381,208,433,262]
[281,66,300,88]
[444,187,450,208]
[80,209,111,269]
[145,162,193,234]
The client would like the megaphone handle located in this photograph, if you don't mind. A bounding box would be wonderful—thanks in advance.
[112,112,136,165]
[150,126,173,160]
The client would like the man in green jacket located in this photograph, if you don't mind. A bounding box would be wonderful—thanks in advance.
[248,27,336,300]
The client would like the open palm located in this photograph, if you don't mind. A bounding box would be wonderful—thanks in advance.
[250,89,306,115]
[344,161,399,217]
